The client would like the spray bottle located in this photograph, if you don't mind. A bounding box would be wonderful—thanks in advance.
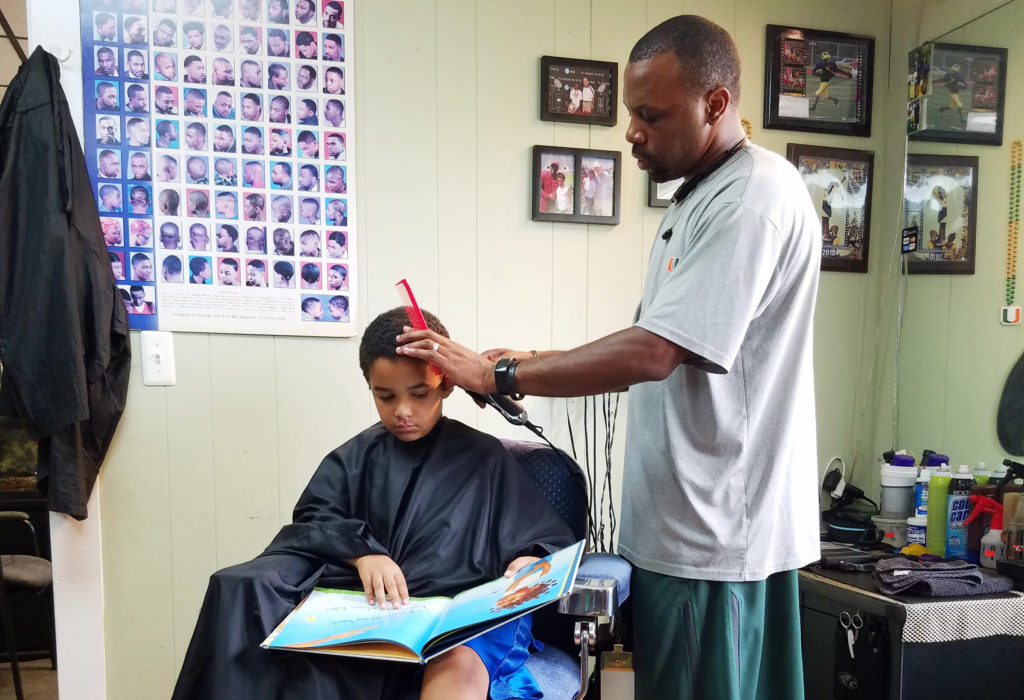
[974,462,992,484]
[945,465,974,558]
[964,496,1004,568]
[926,464,952,555]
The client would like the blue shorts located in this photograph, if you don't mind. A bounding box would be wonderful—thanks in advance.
[464,613,542,700]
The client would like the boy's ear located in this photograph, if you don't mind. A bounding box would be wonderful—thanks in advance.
[439,375,455,398]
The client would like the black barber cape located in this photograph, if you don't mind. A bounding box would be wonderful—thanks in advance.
[172,417,575,699]
[0,48,130,519]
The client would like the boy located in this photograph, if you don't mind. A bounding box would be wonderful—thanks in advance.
[173,309,574,699]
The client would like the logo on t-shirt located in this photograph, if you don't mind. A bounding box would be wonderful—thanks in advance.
[667,257,680,272]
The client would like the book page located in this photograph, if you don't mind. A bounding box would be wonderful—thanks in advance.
[429,541,584,642]
[262,588,449,655]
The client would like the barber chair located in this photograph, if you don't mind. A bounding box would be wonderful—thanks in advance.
[502,439,632,700]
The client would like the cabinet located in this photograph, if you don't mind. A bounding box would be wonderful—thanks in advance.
[799,567,1024,699]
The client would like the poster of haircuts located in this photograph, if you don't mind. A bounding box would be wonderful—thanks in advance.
[80,0,354,336]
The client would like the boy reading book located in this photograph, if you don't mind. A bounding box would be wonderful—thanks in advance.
[172,308,575,699]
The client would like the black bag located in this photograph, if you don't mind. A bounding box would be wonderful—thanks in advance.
[997,350,1024,455]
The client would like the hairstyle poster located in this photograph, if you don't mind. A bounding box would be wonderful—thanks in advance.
[80,0,355,336]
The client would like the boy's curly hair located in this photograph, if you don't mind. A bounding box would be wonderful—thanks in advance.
[359,307,448,380]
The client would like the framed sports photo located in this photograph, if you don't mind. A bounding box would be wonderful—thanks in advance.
[907,42,1008,146]
[903,154,979,274]
[532,146,620,225]
[787,144,874,273]
[539,56,617,127]
[763,25,874,137]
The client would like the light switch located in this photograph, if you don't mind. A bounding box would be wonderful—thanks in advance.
[140,331,176,386]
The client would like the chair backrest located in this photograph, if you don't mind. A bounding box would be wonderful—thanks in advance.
[502,439,588,542]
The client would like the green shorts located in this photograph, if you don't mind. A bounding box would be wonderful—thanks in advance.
[632,568,803,700]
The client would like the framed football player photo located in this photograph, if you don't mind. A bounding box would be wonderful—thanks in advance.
[903,153,979,275]
[907,42,1008,146]
[763,25,875,137]
[539,56,617,127]
[787,144,874,273]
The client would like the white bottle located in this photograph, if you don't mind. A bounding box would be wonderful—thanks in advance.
[915,467,931,516]
[980,527,1004,569]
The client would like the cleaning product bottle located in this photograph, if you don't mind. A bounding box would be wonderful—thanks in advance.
[915,467,931,516]
[926,464,952,555]
[965,496,1005,568]
[991,462,1009,487]
[945,465,974,558]
[966,484,998,564]
[974,462,991,484]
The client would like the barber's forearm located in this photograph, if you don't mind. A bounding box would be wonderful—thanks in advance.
[512,327,687,397]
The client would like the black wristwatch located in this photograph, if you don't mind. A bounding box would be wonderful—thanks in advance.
[493,357,523,399]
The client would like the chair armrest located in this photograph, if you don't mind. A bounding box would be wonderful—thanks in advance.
[557,553,632,617]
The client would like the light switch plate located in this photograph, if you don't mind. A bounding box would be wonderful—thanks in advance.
[140,331,176,386]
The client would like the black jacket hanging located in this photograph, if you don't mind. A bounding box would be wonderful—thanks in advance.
[0,47,130,519]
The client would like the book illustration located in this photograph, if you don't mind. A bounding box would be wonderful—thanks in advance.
[261,540,585,663]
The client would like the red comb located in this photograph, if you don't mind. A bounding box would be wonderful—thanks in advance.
[395,279,441,375]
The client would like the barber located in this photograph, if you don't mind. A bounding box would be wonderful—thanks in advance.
[399,15,821,699]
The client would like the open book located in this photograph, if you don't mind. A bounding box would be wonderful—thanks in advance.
[261,540,585,663]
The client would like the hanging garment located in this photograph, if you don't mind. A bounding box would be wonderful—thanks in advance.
[0,47,130,519]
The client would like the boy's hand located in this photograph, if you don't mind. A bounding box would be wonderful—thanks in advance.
[353,555,410,610]
[504,556,541,578]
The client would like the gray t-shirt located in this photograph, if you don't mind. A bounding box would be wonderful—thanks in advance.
[618,143,821,582]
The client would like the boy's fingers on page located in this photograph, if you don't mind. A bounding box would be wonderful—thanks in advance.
[395,572,410,605]
[385,573,403,610]
[372,575,390,610]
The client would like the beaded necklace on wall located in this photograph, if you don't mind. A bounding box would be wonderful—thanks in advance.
[1003,140,1022,325]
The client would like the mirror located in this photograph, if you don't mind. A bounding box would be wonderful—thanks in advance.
[890,0,1022,466]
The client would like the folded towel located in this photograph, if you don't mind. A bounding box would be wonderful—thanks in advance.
[872,557,1014,597]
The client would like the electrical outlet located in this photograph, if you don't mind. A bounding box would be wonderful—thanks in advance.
[141,331,176,386]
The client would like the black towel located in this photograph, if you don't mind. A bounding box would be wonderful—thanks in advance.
[872,557,1014,597]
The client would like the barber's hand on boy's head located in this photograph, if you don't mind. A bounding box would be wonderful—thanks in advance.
[352,554,410,610]
[504,556,541,578]
[396,327,496,394]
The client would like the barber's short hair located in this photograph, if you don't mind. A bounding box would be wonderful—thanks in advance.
[329,295,348,312]
[628,15,741,103]
[190,257,208,275]
[359,307,449,380]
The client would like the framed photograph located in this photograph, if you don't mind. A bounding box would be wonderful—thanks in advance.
[903,154,979,274]
[532,146,620,225]
[763,25,874,137]
[907,42,1008,146]
[647,176,684,208]
[539,56,617,127]
[787,144,874,273]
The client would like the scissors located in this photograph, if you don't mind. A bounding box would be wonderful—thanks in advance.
[840,610,863,658]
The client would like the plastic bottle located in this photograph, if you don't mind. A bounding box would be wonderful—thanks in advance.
[915,467,931,516]
[991,463,1009,487]
[926,464,952,555]
[945,465,974,558]
[906,515,928,545]
[966,484,998,563]
[974,462,991,485]
[965,496,1005,568]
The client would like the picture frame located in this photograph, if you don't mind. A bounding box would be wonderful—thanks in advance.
[532,146,621,225]
[907,42,1008,146]
[903,153,979,274]
[539,56,618,127]
[786,143,874,273]
[763,25,874,137]
[647,176,683,208]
